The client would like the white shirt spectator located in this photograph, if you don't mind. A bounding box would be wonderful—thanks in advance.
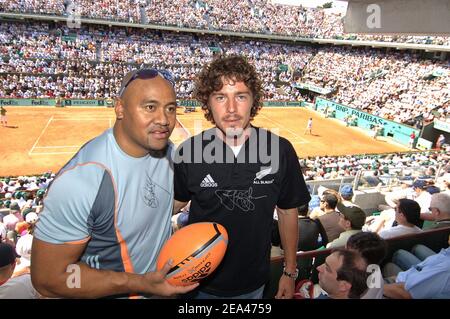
[412,191,432,214]
[379,224,422,239]
[14,233,33,274]
[0,274,40,299]
[2,213,23,231]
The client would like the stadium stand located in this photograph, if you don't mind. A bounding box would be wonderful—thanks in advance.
[0,20,448,121]
[265,226,450,298]
[0,0,449,300]
[1,0,449,44]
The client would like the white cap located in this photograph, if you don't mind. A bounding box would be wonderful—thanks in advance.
[25,212,39,224]
[15,233,33,267]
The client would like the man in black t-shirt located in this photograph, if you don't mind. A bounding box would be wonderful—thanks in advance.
[173,55,311,299]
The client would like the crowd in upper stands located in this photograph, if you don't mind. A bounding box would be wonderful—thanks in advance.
[303,48,450,124]
[0,22,312,100]
[1,0,449,45]
[0,21,449,123]
[301,150,450,182]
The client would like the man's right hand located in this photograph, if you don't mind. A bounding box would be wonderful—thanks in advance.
[139,259,199,297]
[31,238,198,299]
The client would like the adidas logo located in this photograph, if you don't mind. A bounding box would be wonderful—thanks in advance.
[200,174,218,187]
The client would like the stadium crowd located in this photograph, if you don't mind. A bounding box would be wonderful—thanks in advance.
[301,150,450,182]
[0,22,314,100]
[1,0,449,45]
[303,47,450,123]
[2,149,450,299]
[0,21,449,123]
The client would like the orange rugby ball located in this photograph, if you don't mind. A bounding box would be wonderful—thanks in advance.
[156,222,228,286]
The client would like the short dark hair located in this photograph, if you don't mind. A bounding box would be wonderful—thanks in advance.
[397,198,422,227]
[297,204,309,216]
[193,55,263,124]
[322,193,338,210]
[347,232,387,265]
[334,248,369,299]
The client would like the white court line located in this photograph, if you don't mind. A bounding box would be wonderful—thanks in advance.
[29,117,111,156]
[258,113,309,144]
[53,116,113,118]
[34,145,80,149]
[30,151,77,155]
[176,118,191,137]
[52,118,113,121]
[29,116,53,156]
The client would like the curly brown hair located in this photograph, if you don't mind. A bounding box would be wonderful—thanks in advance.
[193,55,263,124]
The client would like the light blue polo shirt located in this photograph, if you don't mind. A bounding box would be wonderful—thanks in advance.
[35,128,174,274]
[396,247,450,299]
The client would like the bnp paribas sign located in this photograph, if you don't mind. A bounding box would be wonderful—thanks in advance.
[434,119,450,134]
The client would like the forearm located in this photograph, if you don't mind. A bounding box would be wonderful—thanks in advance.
[420,213,434,221]
[383,283,412,299]
[173,199,188,215]
[374,218,386,233]
[36,262,145,299]
[277,208,299,270]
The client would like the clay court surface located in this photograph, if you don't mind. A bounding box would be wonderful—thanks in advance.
[0,106,407,176]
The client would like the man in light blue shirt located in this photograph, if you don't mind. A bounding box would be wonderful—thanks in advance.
[31,69,198,298]
[384,247,450,299]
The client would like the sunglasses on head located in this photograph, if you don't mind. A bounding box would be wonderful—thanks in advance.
[119,68,175,96]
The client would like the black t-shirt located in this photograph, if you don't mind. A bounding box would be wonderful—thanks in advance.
[273,217,328,252]
[174,127,311,296]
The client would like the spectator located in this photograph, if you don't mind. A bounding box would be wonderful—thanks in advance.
[316,193,345,243]
[383,246,450,299]
[0,242,40,299]
[273,203,328,252]
[327,203,366,248]
[339,184,355,206]
[436,134,446,150]
[316,248,369,299]
[411,179,432,216]
[296,204,328,251]
[14,231,33,276]
[309,188,341,219]
[379,199,423,239]
[346,232,387,299]
[423,193,450,229]
[2,202,23,232]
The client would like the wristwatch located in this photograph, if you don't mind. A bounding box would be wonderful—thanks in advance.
[282,267,299,279]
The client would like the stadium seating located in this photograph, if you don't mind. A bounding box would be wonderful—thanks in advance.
[264,226,450,298]
[1,0,449,45]
[0,20,448,122]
